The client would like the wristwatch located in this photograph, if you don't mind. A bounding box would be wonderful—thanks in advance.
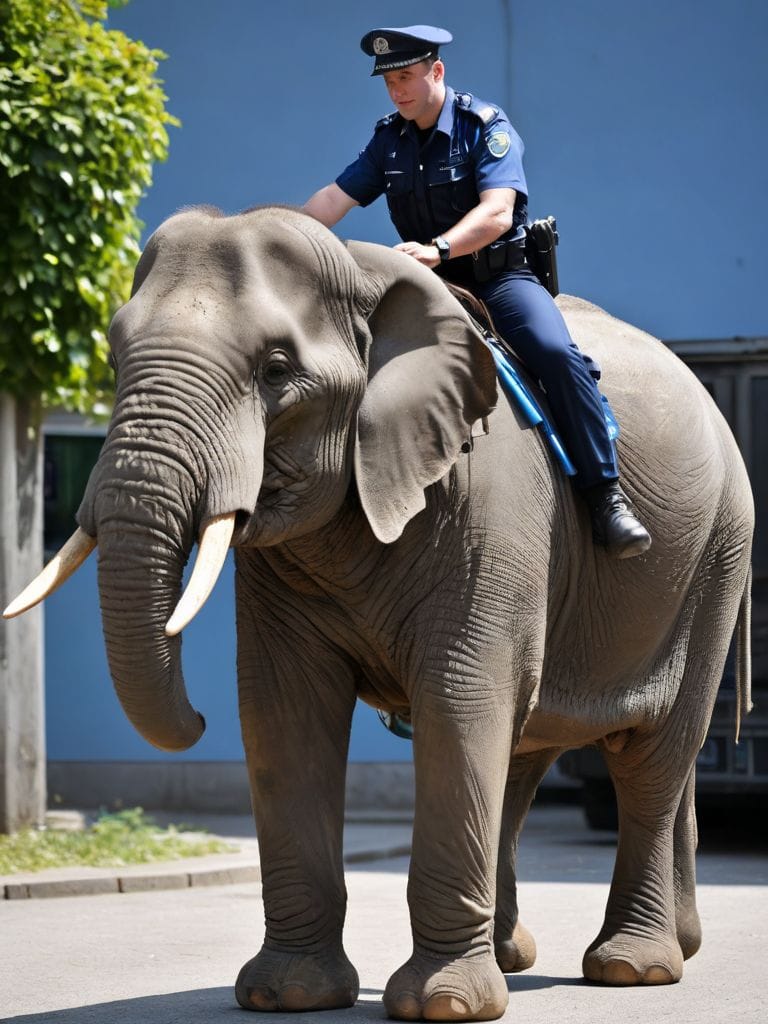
[432,235,451,262]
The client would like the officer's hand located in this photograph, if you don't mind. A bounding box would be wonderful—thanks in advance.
[394,241,441,269]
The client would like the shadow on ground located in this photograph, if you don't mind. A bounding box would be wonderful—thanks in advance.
[506,974,584,992]
[6,980,601,1023]
[5,988,390,1024]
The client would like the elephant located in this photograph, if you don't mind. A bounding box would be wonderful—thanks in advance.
[5,205,753,1021]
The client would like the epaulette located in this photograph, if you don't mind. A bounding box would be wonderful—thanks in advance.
[455,92,498,126]
[374,111,400,132]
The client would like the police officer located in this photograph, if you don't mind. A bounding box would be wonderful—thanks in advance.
[303,25,651,559]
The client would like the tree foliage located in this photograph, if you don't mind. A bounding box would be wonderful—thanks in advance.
[0,0,177,413]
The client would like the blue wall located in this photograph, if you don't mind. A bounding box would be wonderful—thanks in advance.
[46,554,409,762]
[45,0,768,764]
[107,0,768,339]
[508,1,768,339]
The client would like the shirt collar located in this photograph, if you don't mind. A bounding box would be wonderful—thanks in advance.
[435,86,456,136]
[400,86,456,140]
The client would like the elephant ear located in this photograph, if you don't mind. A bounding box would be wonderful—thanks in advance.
[346,240,498,544]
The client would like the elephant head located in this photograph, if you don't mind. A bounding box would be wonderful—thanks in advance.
[4,206,497,752]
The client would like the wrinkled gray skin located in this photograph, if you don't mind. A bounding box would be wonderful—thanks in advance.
[77,206,753,1021]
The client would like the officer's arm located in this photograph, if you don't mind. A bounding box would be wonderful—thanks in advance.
[395,188,516,267]
[440,188,516,256]
[303,184,359,228]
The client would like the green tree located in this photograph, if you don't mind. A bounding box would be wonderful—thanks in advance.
[0,0,177,833]
[0,0,176,411]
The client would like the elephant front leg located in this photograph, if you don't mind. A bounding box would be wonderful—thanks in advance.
[384,693,514,1022]
[234,594,359,1011]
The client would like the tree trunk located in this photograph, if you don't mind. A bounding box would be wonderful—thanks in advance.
[0,393,46,834]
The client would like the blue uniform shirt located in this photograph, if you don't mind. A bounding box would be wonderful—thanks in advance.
[336,86,529,278]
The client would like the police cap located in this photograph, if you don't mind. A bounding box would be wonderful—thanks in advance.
[360,25,453,76]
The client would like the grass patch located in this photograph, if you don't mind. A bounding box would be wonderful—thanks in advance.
[0,807,236,875]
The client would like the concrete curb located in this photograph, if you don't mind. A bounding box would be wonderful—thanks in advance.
[2,843,411,901]
[2,862,263,900]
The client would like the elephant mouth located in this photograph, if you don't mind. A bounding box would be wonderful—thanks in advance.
[232,449,321,545]
[233,501,294,548]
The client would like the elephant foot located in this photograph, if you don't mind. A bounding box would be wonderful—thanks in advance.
[235,944,359,1012]
[582,932,684,986]
[384,949,508,1022]
[676,906,702,960]
[494,920,537,973]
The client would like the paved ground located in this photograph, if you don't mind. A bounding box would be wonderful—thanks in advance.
[1,804,766,1023]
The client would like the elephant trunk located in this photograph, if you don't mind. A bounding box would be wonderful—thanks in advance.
[96,514,206,752]
[71,357,266,751]
[78,432,263,751]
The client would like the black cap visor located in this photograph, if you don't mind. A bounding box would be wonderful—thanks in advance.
[372,49,436,76]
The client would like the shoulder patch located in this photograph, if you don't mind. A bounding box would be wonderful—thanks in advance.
[456,92,498,126]
[374,112,400,132]
[486,130,511,158]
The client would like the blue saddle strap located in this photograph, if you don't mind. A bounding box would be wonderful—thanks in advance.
[485,337,620,477]
[486,337,577,476]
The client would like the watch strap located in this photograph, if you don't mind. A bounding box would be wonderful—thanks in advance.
[433,235,451,262]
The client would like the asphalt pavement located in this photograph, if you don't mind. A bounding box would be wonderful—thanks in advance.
[1,804,766,1024]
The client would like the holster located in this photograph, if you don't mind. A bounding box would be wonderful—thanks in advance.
[525,216,560,297]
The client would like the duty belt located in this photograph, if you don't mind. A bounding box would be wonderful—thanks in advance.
[471,234,528,283]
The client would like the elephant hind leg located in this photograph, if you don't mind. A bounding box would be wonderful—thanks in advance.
[494,749,560,973]
[582,746,686,987]
[582,761,703,985]
[583,713,708,984]
[674,767,702,959]
[584,531,748,986]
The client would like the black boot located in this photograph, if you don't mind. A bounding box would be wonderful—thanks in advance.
[584,482,652,560]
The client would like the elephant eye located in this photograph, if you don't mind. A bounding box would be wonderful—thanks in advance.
[262,359,292,389]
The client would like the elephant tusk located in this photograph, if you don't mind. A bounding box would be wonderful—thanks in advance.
[165,513,236,637]
[3,527,97,619]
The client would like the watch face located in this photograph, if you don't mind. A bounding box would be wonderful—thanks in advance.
[435,237,450,259]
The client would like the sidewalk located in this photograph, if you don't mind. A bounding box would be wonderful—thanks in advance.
[2,805,766,1024]
[0,810,414,901]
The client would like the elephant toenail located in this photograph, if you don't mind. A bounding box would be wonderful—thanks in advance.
[386,992,422,1020]
[248,986,278,1010]
[643,965,675,985]
[278,983,310,1010]
[423,993,471,1020]
[450,997,470,1016]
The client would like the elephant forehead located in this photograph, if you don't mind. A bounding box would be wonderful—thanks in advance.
[137,207,357,309]
[119,209,359,360]
[246,280,341,343]
[249,236,355,311]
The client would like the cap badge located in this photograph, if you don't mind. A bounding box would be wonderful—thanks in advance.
[373,37,390,54]
[487,131,511,158]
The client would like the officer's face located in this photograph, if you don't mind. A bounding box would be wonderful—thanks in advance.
[382,60,445,128]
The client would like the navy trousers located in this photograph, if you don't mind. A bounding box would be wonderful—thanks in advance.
[470,269,618,490]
